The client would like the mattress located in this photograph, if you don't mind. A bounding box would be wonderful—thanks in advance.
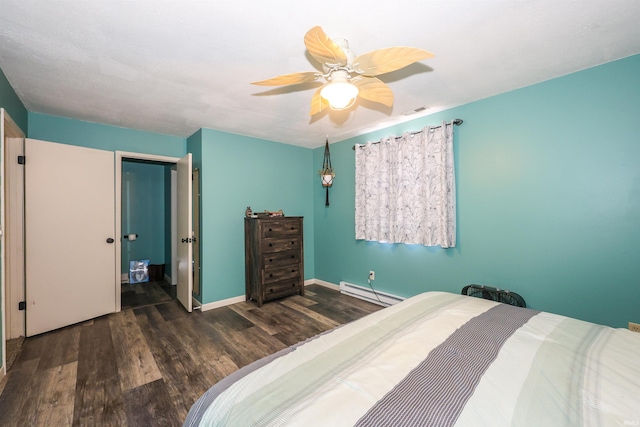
[184,291,640,426]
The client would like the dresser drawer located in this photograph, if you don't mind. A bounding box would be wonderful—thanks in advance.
[262,279,302,301]
[262,264,301,284]
[261,237,300,253]
[263,250,300,268]
[261,220,301,238]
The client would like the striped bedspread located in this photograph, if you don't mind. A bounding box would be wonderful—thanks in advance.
[184,292,640,426]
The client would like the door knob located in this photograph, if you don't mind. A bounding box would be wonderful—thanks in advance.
[106,238,114,243]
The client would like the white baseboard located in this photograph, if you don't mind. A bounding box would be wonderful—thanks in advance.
[309,279,340,291]
[339,281,404,307]
[196,295,246,312]
[122,272,174,285]
[195,279,339,312]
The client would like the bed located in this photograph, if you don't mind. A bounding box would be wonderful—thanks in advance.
[184,291,640,426]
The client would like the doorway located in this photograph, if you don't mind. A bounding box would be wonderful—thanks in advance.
[1,146,195,348]
[115,151,194,313]
[120,158,175,309]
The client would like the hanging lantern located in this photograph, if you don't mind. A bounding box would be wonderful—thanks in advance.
[319,137,335,206]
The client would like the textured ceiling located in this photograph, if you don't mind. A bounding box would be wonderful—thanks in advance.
[1,0,640,148]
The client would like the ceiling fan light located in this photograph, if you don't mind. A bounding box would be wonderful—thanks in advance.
[321,81,359,110]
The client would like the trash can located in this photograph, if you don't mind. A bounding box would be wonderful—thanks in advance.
[148,264,165,282]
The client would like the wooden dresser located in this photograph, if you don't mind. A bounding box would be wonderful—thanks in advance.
[244,216,304,307]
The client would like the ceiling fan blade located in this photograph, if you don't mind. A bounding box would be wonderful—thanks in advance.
[309,86,329,116]
[353,47,434,76]
[251,71,319,86]
[352,76,394,107]
[304,26,347,67]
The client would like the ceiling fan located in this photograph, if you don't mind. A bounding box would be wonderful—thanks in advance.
[251,26,434,116]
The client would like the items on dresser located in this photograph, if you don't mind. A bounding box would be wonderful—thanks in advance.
[244,216,304,307]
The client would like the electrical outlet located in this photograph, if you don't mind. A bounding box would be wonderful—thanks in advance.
[369,270,375,280]
[629,322,640,333]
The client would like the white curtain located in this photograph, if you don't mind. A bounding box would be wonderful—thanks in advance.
[355,121,456,247]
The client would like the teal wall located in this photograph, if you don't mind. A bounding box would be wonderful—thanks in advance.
[0,67,27,133]
[313,54,640,328]
[121,160,168,274]
[196,129,315,305]
[28,112,185,157]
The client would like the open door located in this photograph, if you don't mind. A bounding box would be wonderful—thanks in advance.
[1,109,25,376]
[192,168,200,295]
[176,153,193,312]
[1,109,5,375]
[25,139,116,336]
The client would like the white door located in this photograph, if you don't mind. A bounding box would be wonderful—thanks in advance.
[1,109,7,375]
[176,153,193,312]
[171,169,178,285]
[1,109,26,376]
[25,139,116,336]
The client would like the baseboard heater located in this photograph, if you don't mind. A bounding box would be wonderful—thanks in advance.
[339,281,405,307]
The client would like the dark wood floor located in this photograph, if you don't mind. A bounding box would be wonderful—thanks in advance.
[121,279,177,310]
[0,284,381,426]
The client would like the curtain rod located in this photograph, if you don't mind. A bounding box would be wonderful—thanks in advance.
[352,118,463,150]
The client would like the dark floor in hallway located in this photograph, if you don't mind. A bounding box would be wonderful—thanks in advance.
[121,279,177,310]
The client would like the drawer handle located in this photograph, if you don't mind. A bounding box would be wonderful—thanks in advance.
[269,273,273,277]
[269,243,273,247]
[291,269,295,272]
[269,258,273,262]
[291,283,296,287]
[291,255,295,258]
[290,227,295,230]
[291,241,295,245]
[269,228,273,232]
[269,288,273,293]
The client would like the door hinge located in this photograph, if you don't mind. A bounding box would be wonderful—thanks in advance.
[18,301,26,311]
[18,155,25,165]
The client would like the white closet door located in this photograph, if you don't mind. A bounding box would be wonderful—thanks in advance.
[25,138,116,336]
[176,153,193,312]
